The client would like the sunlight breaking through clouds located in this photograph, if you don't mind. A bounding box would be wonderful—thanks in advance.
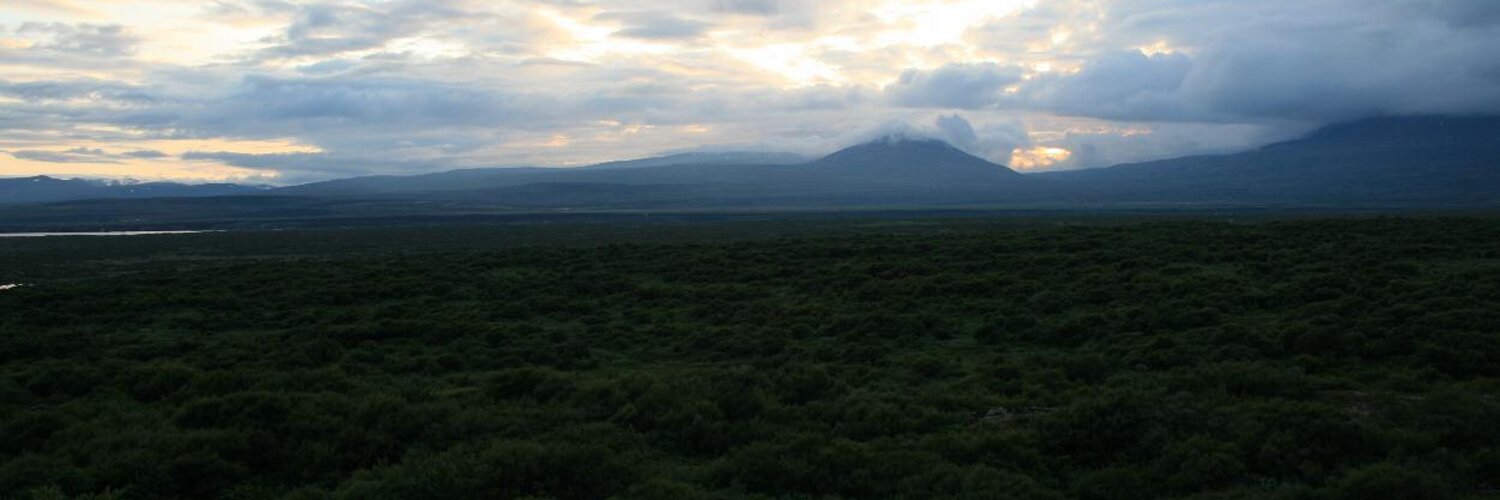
[2,0,1499,182]
[871,0,1038,48]
[1009,146,1072,171]
[731,43,847,86]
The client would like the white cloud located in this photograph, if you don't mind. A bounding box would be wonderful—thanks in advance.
[2,0,1498,182]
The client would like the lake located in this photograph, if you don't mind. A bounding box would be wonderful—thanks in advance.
[0,231,216,238]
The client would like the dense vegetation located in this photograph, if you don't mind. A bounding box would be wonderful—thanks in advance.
[2,217,1499,499]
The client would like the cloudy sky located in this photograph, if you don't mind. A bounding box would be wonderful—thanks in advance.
[2,0,1498,184]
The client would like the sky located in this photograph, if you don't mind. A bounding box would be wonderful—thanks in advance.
[2,0,1499,184]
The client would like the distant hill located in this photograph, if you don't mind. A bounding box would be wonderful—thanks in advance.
[288,117,1493,209]
[0,176,264,204]
[276,163,796,199]
[583,151,808,170]
[279,151,805,197]
[809,137,1023,187]
[273,168,554,197]
[278,138,1026,204]
[1,116,1497,229]
[1039,116,1500,204]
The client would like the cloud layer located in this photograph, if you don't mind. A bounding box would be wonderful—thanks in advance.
[1,0,1497,182]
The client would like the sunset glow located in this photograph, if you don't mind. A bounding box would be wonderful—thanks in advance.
[1009,146,1073,170]
[2,0,1496,183]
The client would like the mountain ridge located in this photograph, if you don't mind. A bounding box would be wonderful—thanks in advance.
[0,175,266,205]
[277,138,1023,199]
[583,151,808,171]
[1037,115,1500,203]
[2,116,1497,211]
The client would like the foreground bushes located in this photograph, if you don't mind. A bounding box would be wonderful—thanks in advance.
[2,218,1499,498]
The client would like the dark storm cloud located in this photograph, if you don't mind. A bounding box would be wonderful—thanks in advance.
[1010,50,1195,122]
[886,63,1023,110]
[973,0,1500,123]
[1175,26,1500,121]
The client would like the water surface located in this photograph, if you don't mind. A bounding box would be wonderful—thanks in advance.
[0,231,215,238]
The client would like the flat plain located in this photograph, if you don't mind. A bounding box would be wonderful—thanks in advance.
[2,216,1498,499]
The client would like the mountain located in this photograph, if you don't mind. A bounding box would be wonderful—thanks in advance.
[277,151,805,197]
[582,151,808,170]
[276,163,794,198]
[277,138,1026,205]
[809,137,1023,187]
[273,167,556,197]
[1040,116,1500,204]
[3,116,1496,229]
[0,176,264,204]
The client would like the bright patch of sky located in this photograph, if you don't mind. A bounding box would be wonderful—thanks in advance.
[2,0,1497,183]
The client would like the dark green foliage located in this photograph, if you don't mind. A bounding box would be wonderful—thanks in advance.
[1329,463,1452,500]
[338,440,639,499]
[2,217,1499,498]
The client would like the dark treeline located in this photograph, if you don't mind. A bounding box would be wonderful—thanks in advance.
[2,218,1499,499]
